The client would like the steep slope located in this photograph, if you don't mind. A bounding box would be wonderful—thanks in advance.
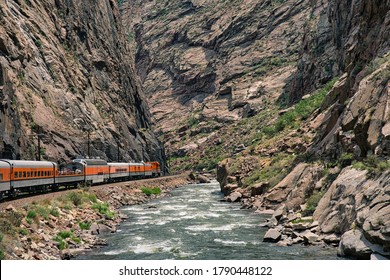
[217,0,390,259]
[122,0,311,171]
[0,0,164,164]
[121,0,389,258]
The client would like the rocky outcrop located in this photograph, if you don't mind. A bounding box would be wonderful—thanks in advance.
[313,63,390,159]
[262,163,324,210]
[315,167,390,259]
[0,0,164,163]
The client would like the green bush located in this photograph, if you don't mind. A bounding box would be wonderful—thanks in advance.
[57,239,67,250]
[242,153,296,187]
[19,228,29,236]
[141,187,162,196]
[79,221,91,230]
[339,152,354,167]
[53,231,79,250]
[352,155,390,176]
[67,191,83,206]
[50,207,60,217]
[57,231,72,239]
[92,202,115,219]
[302,191,325,216]
[36,206,49,220]
[264,78,337,137]
[26,210,37,219]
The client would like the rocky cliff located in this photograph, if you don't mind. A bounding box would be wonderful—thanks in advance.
[122,0,312,171]
[295,0,390,160]
[215,0,390,259]
[0,0,164,164]
[118,0,389,258]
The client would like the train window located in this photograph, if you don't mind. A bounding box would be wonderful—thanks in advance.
[14,172,18,178]
[0,174,2,181]
[23,172,26,178]
[19,172,22,178]
[34,171,37,177]
[44,171,47,176]
[38,171,41,176]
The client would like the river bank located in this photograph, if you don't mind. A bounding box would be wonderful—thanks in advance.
[218,162,390,260]
[0,173,195,260]
[75,180,339,260]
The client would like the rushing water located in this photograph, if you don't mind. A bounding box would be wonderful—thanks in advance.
[76,181,339,260]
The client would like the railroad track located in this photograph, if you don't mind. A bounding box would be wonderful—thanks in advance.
[0,174,187,211]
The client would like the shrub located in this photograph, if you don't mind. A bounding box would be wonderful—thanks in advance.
[264,78,338,137]
[53,231,77,250]
[339,152,354,167]
[352,155,390,176]
[19,228,28,236]
[26,210,37,219]
[242,153,296,187]
[50,207,60,217]
[35,206,49,220]
[57,239,67,250]
[302,191,325,216]
[67,191,83,206]
[79,221,91,230]
[88,193,97,203]
[92,202,115,219]
[57,231,72,239]
[141,187,162,196]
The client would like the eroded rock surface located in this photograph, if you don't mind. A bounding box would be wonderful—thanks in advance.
[0,0,164,163]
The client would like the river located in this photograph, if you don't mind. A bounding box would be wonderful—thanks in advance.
[76,181,339,260]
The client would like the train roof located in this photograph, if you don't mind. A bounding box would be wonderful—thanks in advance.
[129,162,145,166]
[0,160,56,168]
[73,158,108,166]
[0,161,10,168]
[107,162,130,167]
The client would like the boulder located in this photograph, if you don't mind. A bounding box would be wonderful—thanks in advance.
[250,182,270,196]
[301,230,320,244]
[216,160,229,192]
[263,228,282,243]
[226,191,242,202]
[337,229,373,259]
[90,223,112,235]
[323,233,341,245]
[262,163,323,210]
[197,174,211,184]
[272,205,286,221]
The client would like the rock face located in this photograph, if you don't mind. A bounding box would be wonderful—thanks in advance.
[291,0,390,160]
[0,0,164,163]
[121,0,311,170]
[262,163,323,210]
[315,167,390,259]
[289,0,390,103]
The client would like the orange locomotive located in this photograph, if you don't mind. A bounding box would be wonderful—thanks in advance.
[0,158,161,199]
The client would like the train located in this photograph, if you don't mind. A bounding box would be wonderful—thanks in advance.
[0,158,161,199]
